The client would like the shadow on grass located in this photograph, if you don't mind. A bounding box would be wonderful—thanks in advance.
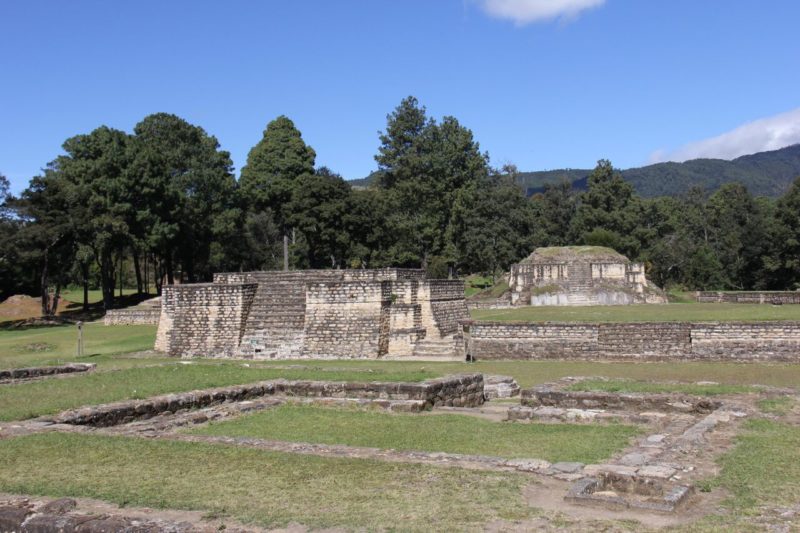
[0,293,155,331]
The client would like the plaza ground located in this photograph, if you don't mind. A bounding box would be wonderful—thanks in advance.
[471,302,800,322]
[0,314,798,530]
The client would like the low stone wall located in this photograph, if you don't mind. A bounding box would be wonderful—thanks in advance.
[0,363,95,382]
[521,386,720,414]
[52,374,484,427]
[696,291,800,304]
[103,308,161,325]
[464,321,800,362]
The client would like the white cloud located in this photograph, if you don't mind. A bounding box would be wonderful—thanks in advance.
[650,107,800,163]
[479,0,606,25]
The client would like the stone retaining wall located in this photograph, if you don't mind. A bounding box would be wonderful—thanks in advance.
[464,321,800,361]
[696,291,800,304]
[103,308,161,325]
[0,363,95,382]
[466,298,512,310]
[52,374,484,427]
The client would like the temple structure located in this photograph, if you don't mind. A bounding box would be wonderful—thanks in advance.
[154,269,468,360]
[508,246,667,306]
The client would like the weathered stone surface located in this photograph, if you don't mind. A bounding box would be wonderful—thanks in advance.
[697,290,800,305]
[618,452,653,467]
[463,320,800,362]
[520,386,721,414]
[0,499,196,532]
[156,269,469,360]
[0,363,95,382]
[505,459,551,472]
[52,374,485,427]
[483,375,520,399]
[507,246,666,307]
[638,465,677,479]
[550,461,584,474]
[565,475,694,514]
[104,297,161,325]
[0,505,31,531]
[645,434,667,444]
[40,497,77,514]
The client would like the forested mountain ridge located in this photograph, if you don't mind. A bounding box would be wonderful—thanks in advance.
[351,144,800,198]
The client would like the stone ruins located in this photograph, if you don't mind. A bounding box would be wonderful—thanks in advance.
[508,246,667,306]
[154,268,468,360]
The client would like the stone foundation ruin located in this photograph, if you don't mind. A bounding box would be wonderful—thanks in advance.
[509,246,667,306]
[154,268,469,360]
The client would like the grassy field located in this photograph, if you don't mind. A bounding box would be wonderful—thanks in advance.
[1,323,800,529]
[565,379,760,396]
[0,364,440,421]
[3,324,800,422]
[471,302,800,322]
[189,404,639,463]
[699,419,800,527]
[59,288,140,304]
[0,433,536,531]
[5,356,800,421]
[0,323,158,370]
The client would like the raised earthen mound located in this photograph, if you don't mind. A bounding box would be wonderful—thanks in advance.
[0,294,44,321]
[520,246,630,265]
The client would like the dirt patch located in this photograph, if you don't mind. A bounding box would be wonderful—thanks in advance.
[13,342,56,353]
[0,493,291,532]
[0,295,43,321]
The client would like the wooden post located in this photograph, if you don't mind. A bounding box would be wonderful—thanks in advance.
[77,321,84,357]
[283,234,289,271]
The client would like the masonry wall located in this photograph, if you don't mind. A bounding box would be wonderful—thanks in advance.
[155,283,257,358]
[156,269,467,360]
[465,321,800,362]
[427,280,470,337]
[696,291,800,304]
[103,308,161,325]
[303,282,387,358]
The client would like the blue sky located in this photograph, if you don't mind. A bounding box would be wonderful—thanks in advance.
[1,0,799,193]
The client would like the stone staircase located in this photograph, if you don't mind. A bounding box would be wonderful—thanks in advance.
[238,273,341,358]
[407,335,465,361]
[565,263,596,306]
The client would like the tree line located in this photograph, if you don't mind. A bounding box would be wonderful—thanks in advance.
[2,96,800,314]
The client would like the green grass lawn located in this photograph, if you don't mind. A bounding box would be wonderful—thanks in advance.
[60,288,140,305]
[464,275,509,299]
[757,396,795,415]
[0,364,440,422]
[0,323,158,370]
[0,433,536,531]
[3,323,800,421]
[697,419,800,529]
[565,379,759,396]
[189,404,639,463]
[471,303,800,322]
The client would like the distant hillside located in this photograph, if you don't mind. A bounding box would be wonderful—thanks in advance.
[348,170,382,189]
[350,145,800,198]
[524,144,800,198]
